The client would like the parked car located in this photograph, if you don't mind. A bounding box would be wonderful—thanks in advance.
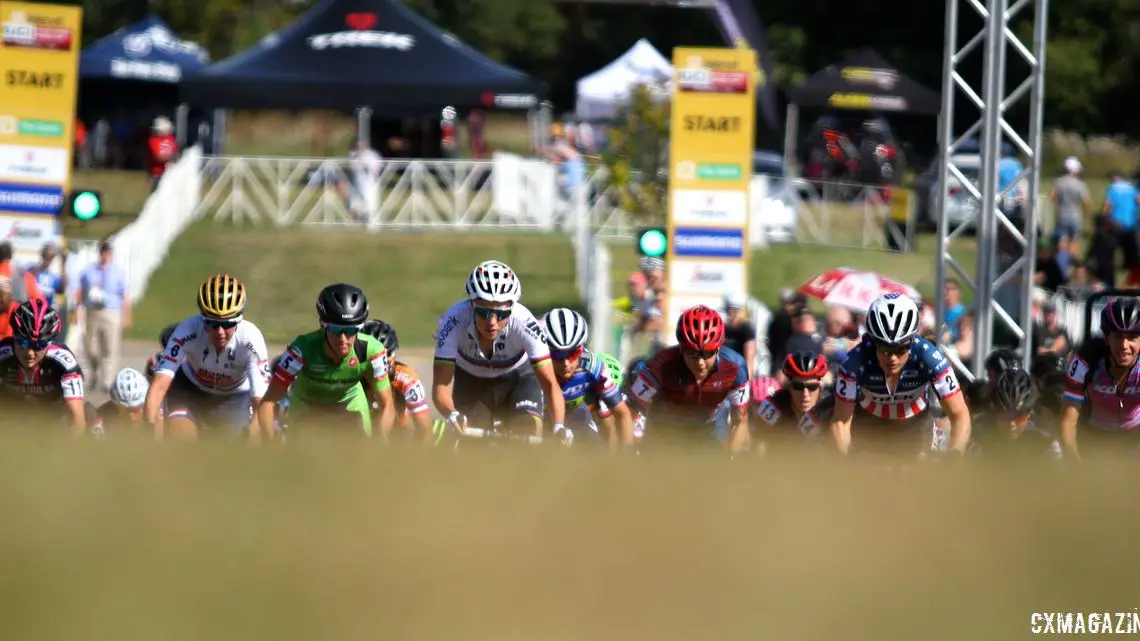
[750,150,797,244]
[914,152,982,230]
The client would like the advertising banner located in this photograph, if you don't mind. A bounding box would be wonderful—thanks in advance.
[0,1,81,261]
[665,47,755,339]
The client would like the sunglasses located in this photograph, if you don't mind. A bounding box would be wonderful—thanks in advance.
[473,306,512,321]
[202,317,240,330]
[15,336,51,351]
[874,340,912,355]
[551,346,583,361]
[790,380,822,391]
[682,348,717,360]
[322,322,361,335]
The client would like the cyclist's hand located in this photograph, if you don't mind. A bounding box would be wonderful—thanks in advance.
[446,410,467,435]
[553,423,574,448]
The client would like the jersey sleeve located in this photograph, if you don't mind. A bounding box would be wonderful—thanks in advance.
[241,324,272,399]
[1063,354,1090,404]
[154,317,197,378]
[922,342,962,400]
[629,358,663,406]
[725,353,750,409]
[364,339,391,392]
[433,311,461,365]
[520,316,552,368]
[590,356,624,411]
[395,364,429,414]
[47,347,84,401]
[273,339,307,387]
[834,353,860,404]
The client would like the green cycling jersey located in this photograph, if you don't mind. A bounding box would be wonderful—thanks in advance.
[273,330,391,434]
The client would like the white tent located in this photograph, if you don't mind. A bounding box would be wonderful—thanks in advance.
[575,39,673,120]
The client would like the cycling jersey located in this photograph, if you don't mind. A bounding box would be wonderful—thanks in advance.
[390,360,429,417]
[272,331,390,434]
[969,413,1062,460]
[561,348,624,418]
[755,389,835,437]
[433,300,551,377]
[629,346,750,426]
[0,338,84,405]
[834,336,961,421]
[155,316,271,397]
[1064,343,1140,431]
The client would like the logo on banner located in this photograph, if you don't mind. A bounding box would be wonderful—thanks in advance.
[672,227,745,258]
[0,215,57,249]
[0,182,63,214]
[122,25,208,59]
[1,10,73,51]
[0,117,63,138]
[672,189,748,226]
[683,115,742,133]
[481,93,538,109]
[0,145,68,182]
[5,70,64,89]
[669,259,746,294]
[308,13,415,51]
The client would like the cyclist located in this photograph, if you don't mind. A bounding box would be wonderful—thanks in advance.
[258,284,396,438]
[360,318,433,442]
[144,323,179,380]
[1030,353,1068,417]
[754,353,833,447]
[90,368,149,436]
[542,307,634,448]
[829,293,971,458]
[628,305,750,452]
[623,357,650,442]
[964,348,1023,411]
[144,274,271,440]
[0,299,86,434]
[431,261,566,443]
[970,369,1062,460]
[1059,299,1140,460]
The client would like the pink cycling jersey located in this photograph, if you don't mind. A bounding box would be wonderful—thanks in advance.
[1064,353,1140,431]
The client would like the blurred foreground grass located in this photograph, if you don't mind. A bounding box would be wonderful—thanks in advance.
[0,435,1134,641]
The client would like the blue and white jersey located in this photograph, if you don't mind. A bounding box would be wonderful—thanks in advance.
[561,348,624,417]
[834,336,961,420]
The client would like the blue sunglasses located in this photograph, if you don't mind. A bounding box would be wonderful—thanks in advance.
[473,306,512,321]
[16,336,51,350]
[323,322,361,335]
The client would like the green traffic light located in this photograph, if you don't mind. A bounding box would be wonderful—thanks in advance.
[638,229,668,258]
[73,191,102,221]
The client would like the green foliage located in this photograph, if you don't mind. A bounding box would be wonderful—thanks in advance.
[601,84,670,224]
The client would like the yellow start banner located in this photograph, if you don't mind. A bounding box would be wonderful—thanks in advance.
[666,47,756,338]
[0,1,81,256]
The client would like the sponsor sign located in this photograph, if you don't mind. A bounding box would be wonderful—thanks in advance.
[668,259,746,295]
[0,181,63,214]
[671,189,748,226]
[1,6,72,50]
[111,59,180,81]
[0,213,58,249]
[308,13,414,51]
[672,227,745,259]
[0,144,67,182]
[828,92,907,111]
[483,93,538,110]
[666,47,754,343]
[0,115,62,138]
[121,24,206,60]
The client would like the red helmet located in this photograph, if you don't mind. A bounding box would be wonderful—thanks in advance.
[10,298,61,344]
[675,305,725,351]
[782,351,829,380]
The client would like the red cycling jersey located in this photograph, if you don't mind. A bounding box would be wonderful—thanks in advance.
[629,345,750,424]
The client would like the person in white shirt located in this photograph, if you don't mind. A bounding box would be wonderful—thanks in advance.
[348,139,382,223]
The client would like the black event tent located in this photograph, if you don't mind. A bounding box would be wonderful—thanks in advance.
[180,0,544,112]
[788,48,940,115]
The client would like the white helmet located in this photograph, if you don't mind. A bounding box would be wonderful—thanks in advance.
[543,308,589,351]
[865,293,921,346]
[466,260,521,303]
[111,368,149,409]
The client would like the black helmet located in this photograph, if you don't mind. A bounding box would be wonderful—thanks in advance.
[993,369,1038,416]
[159,323,178,348]
[984,348,1022,380]
[316,283,369,326]
[361,318,399,354]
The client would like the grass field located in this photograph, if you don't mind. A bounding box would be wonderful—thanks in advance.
[0,437,1136,641]
[128,219,975,346]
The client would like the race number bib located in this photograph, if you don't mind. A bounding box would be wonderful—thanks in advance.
[757,399,781,425]
[370,351,390,379]
[835,373,858,402]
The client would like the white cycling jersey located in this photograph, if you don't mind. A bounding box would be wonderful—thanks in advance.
[433,300,551,378]
[155,315,271,397]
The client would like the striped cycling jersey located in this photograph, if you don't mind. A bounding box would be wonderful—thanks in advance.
[834,336,960,420]
[1064,347,1140,431]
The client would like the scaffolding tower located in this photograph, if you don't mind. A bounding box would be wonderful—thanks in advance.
[934,0,1050,378]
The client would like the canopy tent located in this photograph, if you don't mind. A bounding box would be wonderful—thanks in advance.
[80,15,209,83]
[575,38,672,120]
[782,49,941,171]
[180,0,543,112]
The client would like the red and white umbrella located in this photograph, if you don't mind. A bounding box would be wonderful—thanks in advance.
[798,268,921,313]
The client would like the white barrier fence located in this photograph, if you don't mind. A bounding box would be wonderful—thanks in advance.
[66,147,203,345]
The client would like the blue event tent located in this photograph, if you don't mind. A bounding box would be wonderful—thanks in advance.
[80,16,209,83]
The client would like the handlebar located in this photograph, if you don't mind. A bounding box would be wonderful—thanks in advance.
[458,426,544,446]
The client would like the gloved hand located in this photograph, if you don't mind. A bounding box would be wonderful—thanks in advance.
[446,410,467,435]
[552,423,574,447]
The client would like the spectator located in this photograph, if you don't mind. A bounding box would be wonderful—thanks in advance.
[1103,169,1140,272]
[75,119,90,169]
[1064,260,1104,300]
[820,306,855,371]
[952,311,976,370]
[467,109,486,159]
[0,241,41,302]
[77,240,130,392]
[998,148,1025,218]
[779,306,823,383]
[722,292,756,375]
[628,257,666,350]
[1049,156,1092,246]
[544,124,585,203]
[1054,234,1073,275]
[1032,302,1070,358]
[26,243,66,303]
[0,277,16,341]
[348,139,382,224]
[1034,238,1067,292]
[943,279,966,341]
[1085,214,1118,288]
[766,288,804,374]
[147,116,178,192]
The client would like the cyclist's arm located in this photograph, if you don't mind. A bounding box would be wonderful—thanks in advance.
[399,375,435,443]
[144,372,173,426]
[366,348,395,439]
[432,313,461,417]
[60,369,86,435]
[930,367,970,453]
[829,371,858,454]
[593,368,634,447]
[533,365,565,433]
[245,329,273,440]
[725,363,751,453]
[1059,404,1081,461]
[1059,356,1088,461]
[145,320,193,426]
[258,346,302,438]
[608,400,634,447]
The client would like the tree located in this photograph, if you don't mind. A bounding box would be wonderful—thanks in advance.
[601,84,670,224]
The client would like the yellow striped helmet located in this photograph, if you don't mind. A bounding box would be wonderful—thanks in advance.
[197,274,247,320]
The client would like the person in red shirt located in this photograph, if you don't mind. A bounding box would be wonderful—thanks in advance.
[147,116,178,192]
[0,241,42,302]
